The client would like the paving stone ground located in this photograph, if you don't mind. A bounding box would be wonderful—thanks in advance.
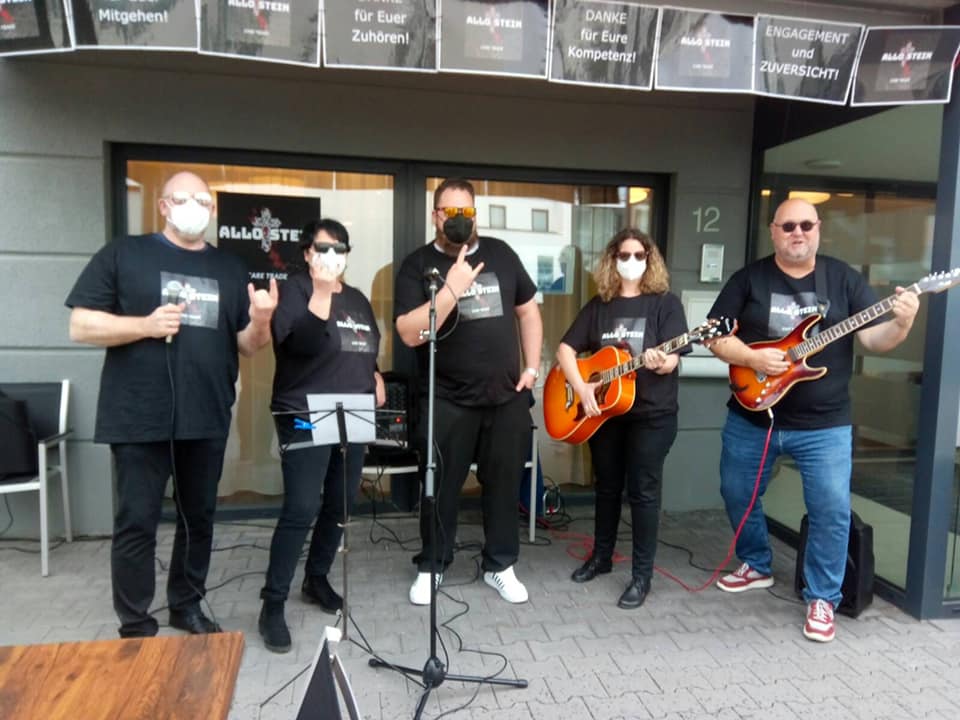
[1,508,958,719]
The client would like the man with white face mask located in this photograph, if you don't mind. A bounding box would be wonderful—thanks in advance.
[66,171,278,639]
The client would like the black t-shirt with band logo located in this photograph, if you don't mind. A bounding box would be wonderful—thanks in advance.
[65,233,250,443]
[708,254,879,430]
[561,293,690,419]
[394,237,537,407]
[271,272,381,414]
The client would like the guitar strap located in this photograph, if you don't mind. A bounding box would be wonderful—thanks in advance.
[814,260,830,319]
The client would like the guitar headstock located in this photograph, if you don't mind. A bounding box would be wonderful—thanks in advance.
[917,267,960,295]
[689,316,736,344]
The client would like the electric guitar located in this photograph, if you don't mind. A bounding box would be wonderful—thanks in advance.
[729,268,960,412]
[543,318,734,445]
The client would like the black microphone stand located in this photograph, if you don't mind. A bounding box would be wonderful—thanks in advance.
[368,271,527,718]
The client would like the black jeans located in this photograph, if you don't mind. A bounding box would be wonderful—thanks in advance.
[111,439,226,637]
[414,393,532,573]
[587,414,678,582]
[261,423,366,603]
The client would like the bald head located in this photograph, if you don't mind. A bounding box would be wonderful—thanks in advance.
[769,198,821,273]
[158,171,214,248]
[161,171,210,198]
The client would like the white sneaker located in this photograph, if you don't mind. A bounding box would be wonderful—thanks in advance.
[483,565,529,603]
[409,571,442,606]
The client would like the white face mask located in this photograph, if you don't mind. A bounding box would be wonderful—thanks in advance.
[312,248,346,276]
[168,200,211,238]
[616,257,647,282]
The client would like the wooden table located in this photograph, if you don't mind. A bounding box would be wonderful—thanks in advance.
[0,632,244,720]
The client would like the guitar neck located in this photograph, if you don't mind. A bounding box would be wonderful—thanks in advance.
[790,281,922,360]
[601,333,690,383]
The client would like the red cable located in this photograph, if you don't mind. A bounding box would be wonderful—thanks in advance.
[546,411,775,592]
[655,410,775,592]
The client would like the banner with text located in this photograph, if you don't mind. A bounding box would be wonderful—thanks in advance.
[549,0,658,90]
[0,0,72,56]
[323,0,436,71]
[217,192,321,284]
[440,0,549,78]
[852,26,960,106]
[754,14,862,105]
[655,8,754,93]
[199,0,320,66]
[72,0,196,50]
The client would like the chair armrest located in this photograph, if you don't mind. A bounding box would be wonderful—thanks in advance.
[39,430,73,447]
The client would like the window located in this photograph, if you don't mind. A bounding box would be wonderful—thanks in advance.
[489,204,506,229]
[532,208,549,232]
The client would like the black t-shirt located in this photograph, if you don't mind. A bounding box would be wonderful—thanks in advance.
[561,293,690,419]
[708,254,878,429]
[271,273,381,413]
[65,233,250,443]
[394,237,537,407]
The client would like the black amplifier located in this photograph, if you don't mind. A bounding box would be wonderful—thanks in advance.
[794,511,874,618]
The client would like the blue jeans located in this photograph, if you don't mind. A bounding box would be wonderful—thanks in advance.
[719,410,852,606]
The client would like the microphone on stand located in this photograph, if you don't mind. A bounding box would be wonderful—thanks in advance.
[423,267,442,281]
[164,280,183,345]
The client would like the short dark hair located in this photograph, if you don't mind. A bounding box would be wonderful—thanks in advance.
[300,218,350,252]
[433,178,475,208]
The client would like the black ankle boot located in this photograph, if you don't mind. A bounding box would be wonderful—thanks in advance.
[571,555,613,583]
[259,600,291,654]
[617,576,650,609]
[302,575,343,614]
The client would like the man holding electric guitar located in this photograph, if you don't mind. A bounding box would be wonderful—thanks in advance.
[555,229,690,610]
[704,198,920,643]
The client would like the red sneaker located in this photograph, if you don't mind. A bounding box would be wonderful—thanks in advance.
[803,599,836,643]
[716,563,774,593]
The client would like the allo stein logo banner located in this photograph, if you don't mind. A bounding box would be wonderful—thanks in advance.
[216,192,321,284]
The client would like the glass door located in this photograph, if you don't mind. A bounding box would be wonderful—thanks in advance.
[423,176,659,493]
[125,160,395,509]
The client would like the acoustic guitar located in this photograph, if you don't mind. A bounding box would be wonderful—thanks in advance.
[729,268,960,412]
[543,318,733,444]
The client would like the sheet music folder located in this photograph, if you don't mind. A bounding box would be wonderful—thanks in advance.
[305,393,376,446]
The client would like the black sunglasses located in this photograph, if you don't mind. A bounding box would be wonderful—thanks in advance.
[616,251,647,262]
[774,220,819,233]
[313,242,349,254]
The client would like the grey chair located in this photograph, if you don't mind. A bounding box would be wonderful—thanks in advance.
[0,380,73,576]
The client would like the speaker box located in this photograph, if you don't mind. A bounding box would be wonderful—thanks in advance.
[794,511,874,617]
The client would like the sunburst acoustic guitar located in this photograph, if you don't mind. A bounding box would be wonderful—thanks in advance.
[729,268,960,412]
[543,318,734,445]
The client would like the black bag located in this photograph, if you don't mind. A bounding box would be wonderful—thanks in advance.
[794,511,874,617]
[0,390,38,481]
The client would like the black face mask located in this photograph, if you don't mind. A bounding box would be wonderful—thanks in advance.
[442,215,474,245]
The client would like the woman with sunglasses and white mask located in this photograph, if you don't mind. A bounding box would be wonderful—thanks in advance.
[555,229,689,609]
[258,219,385,653]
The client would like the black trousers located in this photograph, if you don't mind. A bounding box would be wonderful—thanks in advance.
[414,393,532,573]
[587,413,678,582]
[111,439,226,637]
[261,423,366,603]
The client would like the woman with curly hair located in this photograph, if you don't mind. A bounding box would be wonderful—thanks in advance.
[555,228,689,608]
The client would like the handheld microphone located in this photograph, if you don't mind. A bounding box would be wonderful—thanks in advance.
[164,280,183,344]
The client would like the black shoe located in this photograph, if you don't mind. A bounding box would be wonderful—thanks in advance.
[302,575,343,614]
[169,607,222,634]
[259,601,292,654]
[571,555,613,583]
[617,577,650,609]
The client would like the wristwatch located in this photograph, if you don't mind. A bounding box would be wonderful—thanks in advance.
[523,367,540,380]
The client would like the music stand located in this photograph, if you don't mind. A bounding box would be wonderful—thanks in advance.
[274,393,376,641]
[367,270,527,718]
